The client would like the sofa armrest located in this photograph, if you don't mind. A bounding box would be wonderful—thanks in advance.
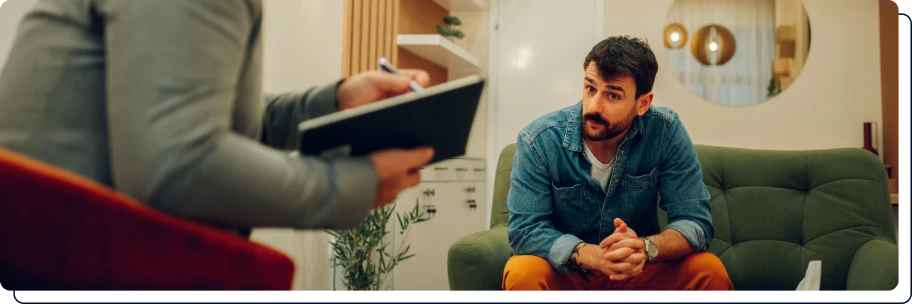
[447,225,511,290]
[846,239,898,290]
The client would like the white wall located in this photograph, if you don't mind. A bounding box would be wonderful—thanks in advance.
[450,7,490,159]
[0,0,37,69]
[486,0,605,227]
[252,0,344,291]
[605,0,883,153]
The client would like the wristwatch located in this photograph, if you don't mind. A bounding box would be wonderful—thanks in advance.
[642,237,659,264]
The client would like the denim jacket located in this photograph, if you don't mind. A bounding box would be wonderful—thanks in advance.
[506,101,713,274]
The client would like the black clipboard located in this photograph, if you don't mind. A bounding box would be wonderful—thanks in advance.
[297,75,486,164]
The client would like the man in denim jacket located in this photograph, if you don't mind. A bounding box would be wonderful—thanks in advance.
[503,36,733,290]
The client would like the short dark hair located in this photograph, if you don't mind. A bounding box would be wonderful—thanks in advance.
[583,36,658,99]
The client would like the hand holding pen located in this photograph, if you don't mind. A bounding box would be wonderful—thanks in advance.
[335,58,430,111]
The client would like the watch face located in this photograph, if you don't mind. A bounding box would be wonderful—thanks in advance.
[646,240,659,258]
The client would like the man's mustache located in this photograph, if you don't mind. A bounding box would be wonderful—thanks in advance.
[583,113,608,125]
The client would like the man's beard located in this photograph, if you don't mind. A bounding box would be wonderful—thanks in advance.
[582,110,636,141]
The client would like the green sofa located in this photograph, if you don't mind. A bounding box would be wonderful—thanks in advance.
[447,144,898,290]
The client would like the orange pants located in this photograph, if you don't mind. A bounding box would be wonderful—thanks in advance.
[502,252,734,290]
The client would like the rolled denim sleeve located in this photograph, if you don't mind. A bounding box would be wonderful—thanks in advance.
[507,134,581,274]
[665,218,709,252]
[658,113,714,252]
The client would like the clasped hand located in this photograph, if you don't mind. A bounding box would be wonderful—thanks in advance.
[591,218,647,281]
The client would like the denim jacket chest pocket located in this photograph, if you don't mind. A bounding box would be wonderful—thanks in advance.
[621,167,660,216]
[552,182,588,234]
[624,166,659,191]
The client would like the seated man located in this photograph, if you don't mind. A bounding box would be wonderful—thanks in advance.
[503,36,733,290]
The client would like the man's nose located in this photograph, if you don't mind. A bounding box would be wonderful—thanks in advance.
[587,96,604,113]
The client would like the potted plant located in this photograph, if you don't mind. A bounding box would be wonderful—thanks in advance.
[327,199,429,290]
[435,15,465,41]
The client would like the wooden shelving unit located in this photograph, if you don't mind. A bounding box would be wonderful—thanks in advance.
[397,34,482,71]
[431,0,486,12]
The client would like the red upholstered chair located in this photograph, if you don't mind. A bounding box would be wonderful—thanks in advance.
[0,148,295,290]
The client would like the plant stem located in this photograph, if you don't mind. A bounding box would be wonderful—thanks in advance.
[374,230,387,290]
[377,220,416,288]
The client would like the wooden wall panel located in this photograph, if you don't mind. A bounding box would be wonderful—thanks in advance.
[391,0,400,65]
[360,1,372,72]
[346,0,362,77]
[342,0,399,77]
[378,0,387,68]
[879,0,898,187]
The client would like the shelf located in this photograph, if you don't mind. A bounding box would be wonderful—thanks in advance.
[432,0,485,11]
[397,34,482,70]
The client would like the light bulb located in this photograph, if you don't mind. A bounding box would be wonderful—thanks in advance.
[709,42,718,52]
[670,32,680,42]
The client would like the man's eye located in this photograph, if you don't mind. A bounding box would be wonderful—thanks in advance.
[609,93,620,100]
[586,86,596,93]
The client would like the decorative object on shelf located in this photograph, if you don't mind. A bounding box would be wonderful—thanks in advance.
[663,23,688,49]
[435,15,465,41]
[691,24,736,66]
[862,122,879,156]
[327,200,430,290]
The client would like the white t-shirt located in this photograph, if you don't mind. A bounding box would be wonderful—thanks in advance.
[583,143,614,192]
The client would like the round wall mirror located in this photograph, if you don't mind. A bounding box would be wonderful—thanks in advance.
[664,0,811,106]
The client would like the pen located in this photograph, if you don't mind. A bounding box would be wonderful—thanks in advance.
[378,57,425,94]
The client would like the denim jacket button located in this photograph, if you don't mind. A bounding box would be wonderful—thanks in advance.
[613,179,619,184]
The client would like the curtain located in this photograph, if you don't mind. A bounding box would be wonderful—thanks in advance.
[666,0,776,106]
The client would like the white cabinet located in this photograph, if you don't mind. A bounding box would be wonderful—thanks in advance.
[329,157,487,291]
[391,157,487,290]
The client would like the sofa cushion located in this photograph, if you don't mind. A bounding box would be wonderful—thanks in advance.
[660,145,896,290]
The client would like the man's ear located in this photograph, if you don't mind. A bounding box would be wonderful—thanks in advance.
[636,92,654,116]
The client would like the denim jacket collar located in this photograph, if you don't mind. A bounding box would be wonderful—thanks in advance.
[562,101,645,153]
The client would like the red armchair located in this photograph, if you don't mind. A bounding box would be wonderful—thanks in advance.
[0,148,295,290]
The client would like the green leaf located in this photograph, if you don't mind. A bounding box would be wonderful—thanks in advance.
[443,15,461,26]
[399,253,416,261]
[400,244,411,257]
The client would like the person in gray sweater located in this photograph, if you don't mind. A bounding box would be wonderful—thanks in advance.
[0,0,433,231]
